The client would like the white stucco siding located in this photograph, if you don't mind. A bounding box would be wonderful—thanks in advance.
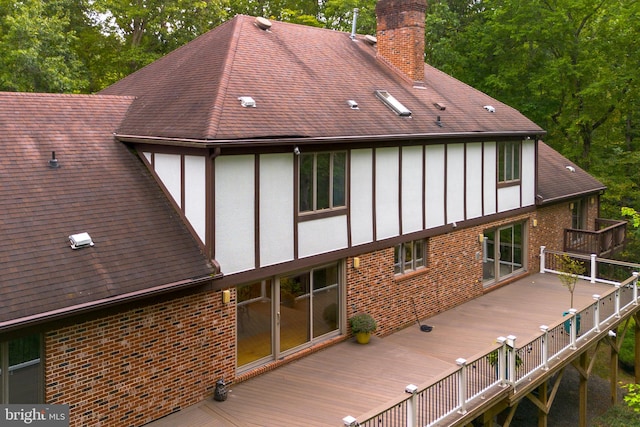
[466,143,483,220]
[298,216,348,258]
[446,144,465,223]
[215,155,255,274]
[184,155,206,243]
[375,147,400,240]
[498,185,521,212]
[350,149,374,246]
[521,140,536,206]
[483,142,497,215]
[154,153,182,208]
[425,145,445,228]
[259,154,294,267]
[401,146,424,233]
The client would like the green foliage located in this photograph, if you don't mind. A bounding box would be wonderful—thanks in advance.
[623,383,640,414]
[349,313,377,334]
[556,254,586,308]
[618,318,636,372]
[592,402,640,426]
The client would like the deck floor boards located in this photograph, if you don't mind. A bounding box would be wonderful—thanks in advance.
[146,273,614,427]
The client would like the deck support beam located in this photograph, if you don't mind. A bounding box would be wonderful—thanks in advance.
[577,352,588,427]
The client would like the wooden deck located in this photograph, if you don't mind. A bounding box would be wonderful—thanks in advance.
[146,273,616,427]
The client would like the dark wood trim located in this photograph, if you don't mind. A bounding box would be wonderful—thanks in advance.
[481,141,485,216]
[346,150,352,248]
[210,152,217,261]
[205,149,215,260]
[463,143,468,220]
[293,154,299,260]
[297,207,348,222]
[372,148,378,242]
[398,147,403,235]
[444,144,448,224]
[180,155,186,213]
[422,145,426,231]
[254,155,261,269]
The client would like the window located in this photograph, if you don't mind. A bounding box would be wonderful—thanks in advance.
[394,239,426,275]
[498,141,520,183]
[0,334,42,403]
[299,152,346,213]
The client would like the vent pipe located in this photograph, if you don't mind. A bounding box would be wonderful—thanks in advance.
[48,151,60,168]
[350,8,359,40]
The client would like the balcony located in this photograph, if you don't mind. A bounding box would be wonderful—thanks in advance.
[563,218,627,257]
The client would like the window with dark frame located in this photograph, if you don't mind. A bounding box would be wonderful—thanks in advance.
[498,141,521,184]
[299,151,346,213]
[394,239,426,275]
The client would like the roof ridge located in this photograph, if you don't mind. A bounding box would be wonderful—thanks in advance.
[205,15,246,139]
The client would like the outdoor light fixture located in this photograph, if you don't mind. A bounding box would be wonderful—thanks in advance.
[222,289,231,304]
[293,146,300,155]
[353,257,360,269]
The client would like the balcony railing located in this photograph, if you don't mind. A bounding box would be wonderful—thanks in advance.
[342,250,640,427]
[563,218,627,257]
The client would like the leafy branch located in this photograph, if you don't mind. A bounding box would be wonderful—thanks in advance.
[556,254,586,308]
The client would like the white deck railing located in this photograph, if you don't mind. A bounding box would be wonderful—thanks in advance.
[342,248,640,427]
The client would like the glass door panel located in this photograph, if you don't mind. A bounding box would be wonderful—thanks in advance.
[279,273,310,353]
[483,229,496,282]
[237,281,273,367]
[6,335,41,403]
[499,227,514,278]
[312,265,339,338]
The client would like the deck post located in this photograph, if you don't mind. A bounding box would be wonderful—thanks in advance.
[633,272,638,305]
[634,314,640,384]
[405,384,418,427]
[569,309,577,350]
[496,337,507,386]
[593,295,601,332]
[456,358,468,415]
[614,284,621,318]
[540,326,549,370]
[506,335,517,387]
[590,254,596,283]
[539,246,546,273]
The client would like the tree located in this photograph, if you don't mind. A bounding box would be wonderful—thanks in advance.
[426,0,640,166]
[556,254,586,308]
[0,0,88,92]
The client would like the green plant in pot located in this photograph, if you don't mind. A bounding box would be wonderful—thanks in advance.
[349,313,377,344]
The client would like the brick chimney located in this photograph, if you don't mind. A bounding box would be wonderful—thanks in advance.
[375,0,427,86]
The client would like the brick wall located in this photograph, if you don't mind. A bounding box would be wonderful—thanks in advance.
[345,211,571,336]
[45,289,235,427]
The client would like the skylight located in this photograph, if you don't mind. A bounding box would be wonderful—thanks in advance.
[374,90,411,117]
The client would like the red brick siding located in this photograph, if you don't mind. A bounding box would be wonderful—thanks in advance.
[45,289,235,427]
[346,212,560,335]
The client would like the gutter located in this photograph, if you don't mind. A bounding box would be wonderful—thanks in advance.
[115,131,546,149]
[0,275,217,334]
[536,187,607,205]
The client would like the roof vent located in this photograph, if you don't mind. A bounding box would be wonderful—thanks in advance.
[483,105,496,113]
[255,17,272,31]
[364,35,377,45]
[433,102,446,111]
[374,90,411,117]
[350,8,359,40]
[48,151,60,168]
[347,100,359,109]
[238,96,256,108]
[566,165,576,173]
[69,232,94,250]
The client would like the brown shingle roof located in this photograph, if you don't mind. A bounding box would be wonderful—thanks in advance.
[101,15,544,141]
[537,141,605,204]
[0,93,214,328]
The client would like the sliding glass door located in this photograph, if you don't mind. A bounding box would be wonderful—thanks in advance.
[237,263,341,370]
[483,222,526,286]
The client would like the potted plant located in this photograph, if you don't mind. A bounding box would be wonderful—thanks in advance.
[349,313,377,344]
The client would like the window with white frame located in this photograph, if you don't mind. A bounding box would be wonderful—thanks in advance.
[497,141,521,184]
[394,239,426,275]
[299,151,346,213]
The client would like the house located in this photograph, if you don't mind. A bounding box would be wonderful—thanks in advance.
[0,0,625,425]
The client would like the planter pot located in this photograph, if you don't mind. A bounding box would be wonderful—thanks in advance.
[355,332,371,344]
